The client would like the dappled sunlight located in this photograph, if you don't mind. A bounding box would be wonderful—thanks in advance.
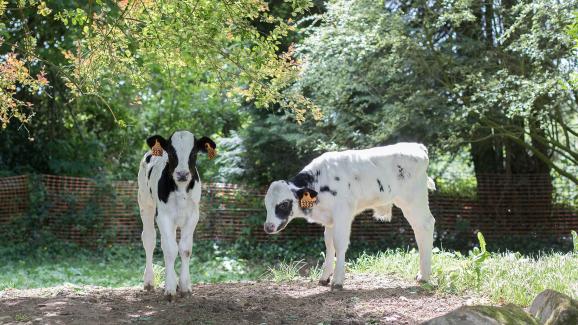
[0,275,468,324]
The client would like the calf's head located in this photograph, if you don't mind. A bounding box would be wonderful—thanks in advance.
[146,131,216,183]
[263,181,318,234]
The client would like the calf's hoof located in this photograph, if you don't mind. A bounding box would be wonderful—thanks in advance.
[415,274,430,283]
[165,293,177,302]
[331,284,344,291]
[144,283,154,292]
[318,278,331,287]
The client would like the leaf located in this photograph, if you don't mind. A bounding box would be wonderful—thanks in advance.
[477,232,487,253]
[37,2,52,16]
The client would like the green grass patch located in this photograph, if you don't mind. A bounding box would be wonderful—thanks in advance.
[267,247,578,307]
[0,243,263,290]
[2,235,577,308]
[351,249,577,306]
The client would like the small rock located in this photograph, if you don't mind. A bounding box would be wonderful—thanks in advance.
[421,304,540,325]
[529,289,578,325]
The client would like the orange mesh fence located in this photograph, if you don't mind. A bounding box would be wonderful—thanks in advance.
[0,174,576,244]
[0,175,29,224]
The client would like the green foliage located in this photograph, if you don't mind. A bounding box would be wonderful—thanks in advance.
[233,107,321,185]
[1,174,119,249]
[469,232,490,290]
[50,175,118,246]
[572,230,578,254]
[2,174,53,247]
[52,0,316,116]
[433,177,477,199]
[0,0,317,180]
[287,0,578,184]
[568,11,578,89]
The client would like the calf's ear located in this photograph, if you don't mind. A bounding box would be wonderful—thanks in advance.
[146,135,168,149]
[196,136,217,159]
[146,135,168,156]
[295,188,318,209]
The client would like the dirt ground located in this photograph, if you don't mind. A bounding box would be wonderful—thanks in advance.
[0,274,482,325]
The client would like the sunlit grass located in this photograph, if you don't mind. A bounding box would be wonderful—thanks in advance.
[0,244,264,290]
[3,239,577,308]
[266,260,307,282]
[268,248,578,306]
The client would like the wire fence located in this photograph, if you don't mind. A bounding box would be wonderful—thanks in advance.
[0,174,576,245]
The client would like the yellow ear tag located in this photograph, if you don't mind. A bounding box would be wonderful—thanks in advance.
[300,192,316,209]
[205,143,217,160]
[151,139,163,156]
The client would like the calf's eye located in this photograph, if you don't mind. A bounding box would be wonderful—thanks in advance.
[279,202,289,209]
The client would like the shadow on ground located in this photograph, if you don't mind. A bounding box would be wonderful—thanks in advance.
[0,274,471,325]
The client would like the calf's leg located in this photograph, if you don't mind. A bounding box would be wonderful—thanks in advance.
[157,215,179,300]
[140,206,156,291]
[331,207,353,290]
[401,203,435,282]
[319,226,335,286]
[178,207,199,295]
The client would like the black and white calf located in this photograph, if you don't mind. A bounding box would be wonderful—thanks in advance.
[137,131,216,300]
[263,143,436,289]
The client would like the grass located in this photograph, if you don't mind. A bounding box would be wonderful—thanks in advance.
[268,248,578,307]
[2,236,577,308]
[0,243,263,290]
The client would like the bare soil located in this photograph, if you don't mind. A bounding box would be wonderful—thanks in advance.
[0,274,481,325]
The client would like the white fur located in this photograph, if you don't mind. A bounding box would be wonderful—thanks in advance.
[137,131,202,298]
[264,142,436,288]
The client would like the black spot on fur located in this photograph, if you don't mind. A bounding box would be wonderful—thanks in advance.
[148,166,154,179]
[149,188,152,194]
[320,185,337,196]
[348,183,351,189]
[397,165,405,179]
[186,168,200,193]
[291,172,315,188]
[145,154,152,163]
[188,145,199,174]
[388,185,391,193]
[334,176,340,181]
[377,179,384,192]
[162,140,179,176]
[157,164,177,203]
[275,199,293,220]
[155,207,158,217]
[316,170,321,177]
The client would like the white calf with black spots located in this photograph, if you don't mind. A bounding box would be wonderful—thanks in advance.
[137,131,216,300]
[263,143,436,289]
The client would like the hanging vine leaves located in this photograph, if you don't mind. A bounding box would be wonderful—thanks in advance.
[54,0,317,123]
[0,0,50,131]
